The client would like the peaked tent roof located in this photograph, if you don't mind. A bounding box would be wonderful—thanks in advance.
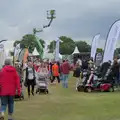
[32,48,39,56]
[43,52,63,60]
[59,53,62,59]
[72,46,80,54]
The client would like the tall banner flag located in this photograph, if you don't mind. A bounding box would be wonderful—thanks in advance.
[55,38,60,61]
[14,43,21,61]
[91,34,100,60]
[18,49,25,63]
[103,20,120,62]
[23,48,29,64]
[0,43,6,68]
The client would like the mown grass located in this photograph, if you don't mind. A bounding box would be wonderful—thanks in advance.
[6,76,120,120]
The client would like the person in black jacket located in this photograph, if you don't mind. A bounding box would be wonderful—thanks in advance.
[100,60,111,79]
[74,63,81,90]
[111,59,119,87]
[82,59,88,70]
[25,61,36,98]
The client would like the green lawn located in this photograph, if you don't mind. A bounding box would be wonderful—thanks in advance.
[11,76,120,120]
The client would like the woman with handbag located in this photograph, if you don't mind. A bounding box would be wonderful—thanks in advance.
[25,61,36,98]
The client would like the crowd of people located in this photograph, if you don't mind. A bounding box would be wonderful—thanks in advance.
[73,57,120,91]
[0,58,72,120]
[1,56,120,120]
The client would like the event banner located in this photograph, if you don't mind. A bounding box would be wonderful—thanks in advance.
[103,20,120,62]
[55,38,60,61]
[35,36,43,59]
[0,43,6,68]
[91,34,100,60]
[14,43,21,61]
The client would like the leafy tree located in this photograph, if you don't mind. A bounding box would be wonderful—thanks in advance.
[48,40,56,53]
[39,39,45,48]
[114,48,120,57]
[59,36,75,55]
[96,48,103,53]
[13,40,21,47]
[20,34,36,53]
[9,50,14,56]
[48,37,93,55]
[13,34,45,53]
[48,36,75,55]
[76,41,91,52]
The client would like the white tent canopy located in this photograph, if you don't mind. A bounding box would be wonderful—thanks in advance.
[43,52,62,60]
[43,53,54,60]
[59,53,62,59]
[72,46,80,54]
[32,48,39,56]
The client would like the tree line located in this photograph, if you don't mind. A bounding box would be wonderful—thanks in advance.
[13,34,104,55]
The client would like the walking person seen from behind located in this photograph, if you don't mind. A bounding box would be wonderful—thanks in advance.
[111,59,120,88]
[73,63,82,90]
[61,60,71,88]
[0,59,21,120]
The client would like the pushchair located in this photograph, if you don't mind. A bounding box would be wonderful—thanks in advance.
[36,74,49,94]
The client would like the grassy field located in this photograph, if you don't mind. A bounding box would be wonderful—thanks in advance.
[8,76,120,120]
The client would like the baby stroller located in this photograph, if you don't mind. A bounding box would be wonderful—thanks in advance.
[14,78,24,100]
[36,75,49,94]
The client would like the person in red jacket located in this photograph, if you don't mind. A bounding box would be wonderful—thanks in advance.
[61,60,71,88]
[0,59,21,120]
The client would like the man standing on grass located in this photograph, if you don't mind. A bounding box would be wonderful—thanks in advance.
[0,59,21,120]
[61,60,71,88]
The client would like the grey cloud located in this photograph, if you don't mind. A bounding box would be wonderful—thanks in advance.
[0,0,120,48]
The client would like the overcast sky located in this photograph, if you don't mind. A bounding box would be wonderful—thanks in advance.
[0,0,120,50]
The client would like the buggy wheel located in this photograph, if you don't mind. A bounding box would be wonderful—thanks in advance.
[109,86,114,92]
[86,87,92,93]
[19,98,22,100]
[22,95,24,100]
[36,89,39,94]
[46,90,49,94]
[77,86,84,92]
[100,89,104,92]
[84,87,87,92]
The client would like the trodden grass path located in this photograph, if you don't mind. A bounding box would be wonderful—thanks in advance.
[7,76,120,120]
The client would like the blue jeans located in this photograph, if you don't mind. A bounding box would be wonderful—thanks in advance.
[62,74,69,88]
[1,96,14,114]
